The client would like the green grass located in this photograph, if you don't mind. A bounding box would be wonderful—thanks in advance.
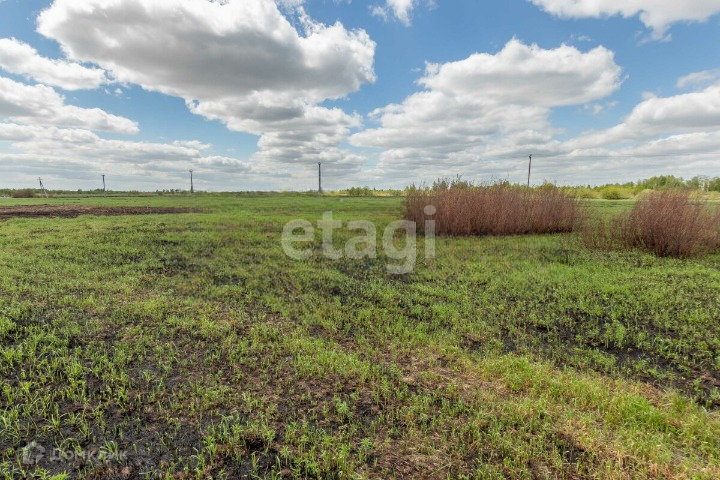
[584,199,636,217]
[1,195,719,479]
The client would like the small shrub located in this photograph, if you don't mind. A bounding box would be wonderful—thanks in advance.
[583,191,720,258]
[346,186,373,197]
[405,181,582,236]
[572,187,600,200]
[600,186,632,200]
[11,189,36,198]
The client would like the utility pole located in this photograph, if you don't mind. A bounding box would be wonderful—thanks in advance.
[527,154,533,188]
[189,169,194,194]
[38,177,48,198]
[102,174,106,193]
[318,162,322,194]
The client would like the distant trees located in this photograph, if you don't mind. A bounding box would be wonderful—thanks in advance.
[584,175,720,198]
[629,175,720,192]
[636,175,686,190]
[710,177,720,192]
[11,189,36,198]
[346,186,374,196]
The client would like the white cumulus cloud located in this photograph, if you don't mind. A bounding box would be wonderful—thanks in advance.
[529,0,720,39]
[351,39,622,179]
[372,0,415,25]
[37,0,376,171]
[541,81,720,184]
[566,83,720,148]
[371,0,434,26]
[0,38,108,90]
[0,76,138,133]
[419,40,621,106]
[677,69,720,90]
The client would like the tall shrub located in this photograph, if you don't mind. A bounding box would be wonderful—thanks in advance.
[405,182,582,236]
[583,191,720,258]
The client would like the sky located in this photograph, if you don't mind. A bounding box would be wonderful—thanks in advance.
[1,0,720,192]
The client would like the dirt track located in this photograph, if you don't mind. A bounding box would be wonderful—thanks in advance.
[0,204,196,220]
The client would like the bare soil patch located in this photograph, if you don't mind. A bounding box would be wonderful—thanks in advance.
[0,204,196,220]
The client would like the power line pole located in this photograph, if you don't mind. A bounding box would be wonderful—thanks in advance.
[527,154,533,188]
[189,169,194,194]
[38,177,48,198]
[102,174,106,193]
[318,162,322,194]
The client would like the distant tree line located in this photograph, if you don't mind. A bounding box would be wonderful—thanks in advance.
[615,175,719,192]
[560,175,720,200]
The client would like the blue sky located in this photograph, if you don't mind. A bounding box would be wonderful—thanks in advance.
[1,0,720,191]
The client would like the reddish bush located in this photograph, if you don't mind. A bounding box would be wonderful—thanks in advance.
[405,182,582,236]
[623,191,719,257]
[582,191,720,258]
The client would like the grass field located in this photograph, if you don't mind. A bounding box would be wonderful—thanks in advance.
[1,195,719,479]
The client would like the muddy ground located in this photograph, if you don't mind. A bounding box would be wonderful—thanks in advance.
[0,204,196,220]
